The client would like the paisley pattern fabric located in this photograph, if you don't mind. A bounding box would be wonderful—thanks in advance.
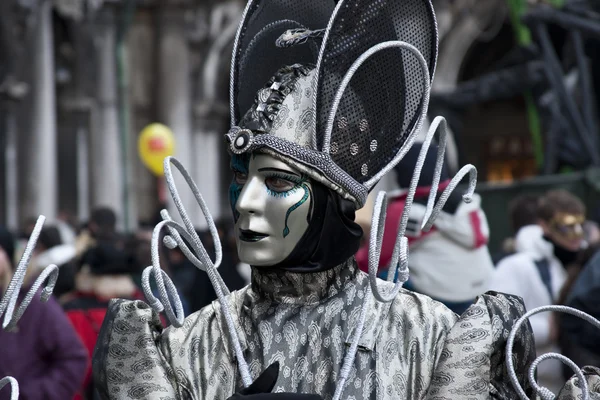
[240,260,456,399]
[269,70,316,147]
[92,260,535,400]
[557,366,600,399]
[425,291,536,399]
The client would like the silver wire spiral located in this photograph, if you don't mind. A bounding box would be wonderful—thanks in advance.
[507,305,600,400]
[330,40,432,400]
[330,41,476,399]
[367,116,477,304]
[0,376,19,400]
[0,215,60,400]
[140,156,253,387]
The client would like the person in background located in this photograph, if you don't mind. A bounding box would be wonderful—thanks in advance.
[75,207,118,258]
[492,193,541,264]
[72,207,118,297]
[355,143,495,315]
[56,209,78,246]
[489,189,586,393]
[31,225,77,298]
[184,223,249,314]
[557,243,600,379]
[63,239,146,400]
[0,225,88,400]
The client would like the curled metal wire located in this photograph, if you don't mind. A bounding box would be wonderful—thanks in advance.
[0,376,19,400]
[327,38,476,399]
[329,40,433,400]
[368,116,477,304]
[507,305,600,400]
[0,216,59,331]
[141,156,253,387]
[0,215,60,400]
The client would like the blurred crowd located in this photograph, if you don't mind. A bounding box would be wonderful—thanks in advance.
[0,206,249,399]
[2,149,600,399]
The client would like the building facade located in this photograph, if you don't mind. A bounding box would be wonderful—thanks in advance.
[0,0,244,231]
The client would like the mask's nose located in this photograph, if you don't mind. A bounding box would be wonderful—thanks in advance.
[235,176,264,216]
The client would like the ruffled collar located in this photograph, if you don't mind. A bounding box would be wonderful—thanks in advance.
[249,258,358,305]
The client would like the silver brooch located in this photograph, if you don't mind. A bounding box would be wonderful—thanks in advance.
[228,127,254,154]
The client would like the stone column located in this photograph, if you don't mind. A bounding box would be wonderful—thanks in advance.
[157,9,197,226]
[192,1,243,227]
[90,9,124,224]
[76,124,90,223]
[23,1,57,222]
[192,129,222,228]
[4,110,18,230]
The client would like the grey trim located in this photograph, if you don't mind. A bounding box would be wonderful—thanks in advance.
[323,40,429,154]
[420,117,477,230]
[258,148,357,204]
[427,0,439,81]
[361,42,431,191]
[360,49,430,190]
[0,377,18,400]
[235,133,369,206]
[310,0,347,150]
[230,0,259,126]
[144,157,254,387]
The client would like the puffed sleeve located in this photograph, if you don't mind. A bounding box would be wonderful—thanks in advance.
[426,292,536,399]
[92,299,185,400]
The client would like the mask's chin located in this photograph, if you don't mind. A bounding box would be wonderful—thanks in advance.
[236,235,289,267]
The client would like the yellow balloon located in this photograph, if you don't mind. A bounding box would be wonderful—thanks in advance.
[138,123,175,176]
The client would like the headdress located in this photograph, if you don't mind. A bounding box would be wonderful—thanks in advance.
[225,0,438,208]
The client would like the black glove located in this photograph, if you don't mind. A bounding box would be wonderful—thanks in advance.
[228,362,323,399]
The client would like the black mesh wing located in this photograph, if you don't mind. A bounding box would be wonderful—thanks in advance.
[231,0,335,124]
[315,0,437,187]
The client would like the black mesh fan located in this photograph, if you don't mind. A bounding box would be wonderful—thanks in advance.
[231,0,336,123]
[226,0,439,207]
[315,0,437,187]
[237,20,319,118]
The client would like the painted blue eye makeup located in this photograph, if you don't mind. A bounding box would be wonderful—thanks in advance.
[264,172,302,196]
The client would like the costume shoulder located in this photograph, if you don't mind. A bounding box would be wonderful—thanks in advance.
[389,285,458,332]
[92,287,249,400]
[425,291,536,399]
[365,275,458,347]
[557,366,600,398]
[353,277,458,398]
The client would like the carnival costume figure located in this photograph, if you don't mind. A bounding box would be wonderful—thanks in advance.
[90,0,546,399]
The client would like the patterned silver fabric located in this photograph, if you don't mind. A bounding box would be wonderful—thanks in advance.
[92,260,537,399]
[426,292,536,399]
[94,259,457,399]
[268,70,315,147]
[557,367,600,399]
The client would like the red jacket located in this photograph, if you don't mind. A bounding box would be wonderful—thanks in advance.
[355,180,494,302]
[63,289,146,399]
[355,182,450,273]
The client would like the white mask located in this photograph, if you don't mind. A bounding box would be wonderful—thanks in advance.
[231,153,312,266]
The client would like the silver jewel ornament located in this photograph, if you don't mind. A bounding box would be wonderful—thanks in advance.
[228,128,254,155]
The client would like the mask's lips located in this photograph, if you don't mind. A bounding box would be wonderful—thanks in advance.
[239,229,269,242]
